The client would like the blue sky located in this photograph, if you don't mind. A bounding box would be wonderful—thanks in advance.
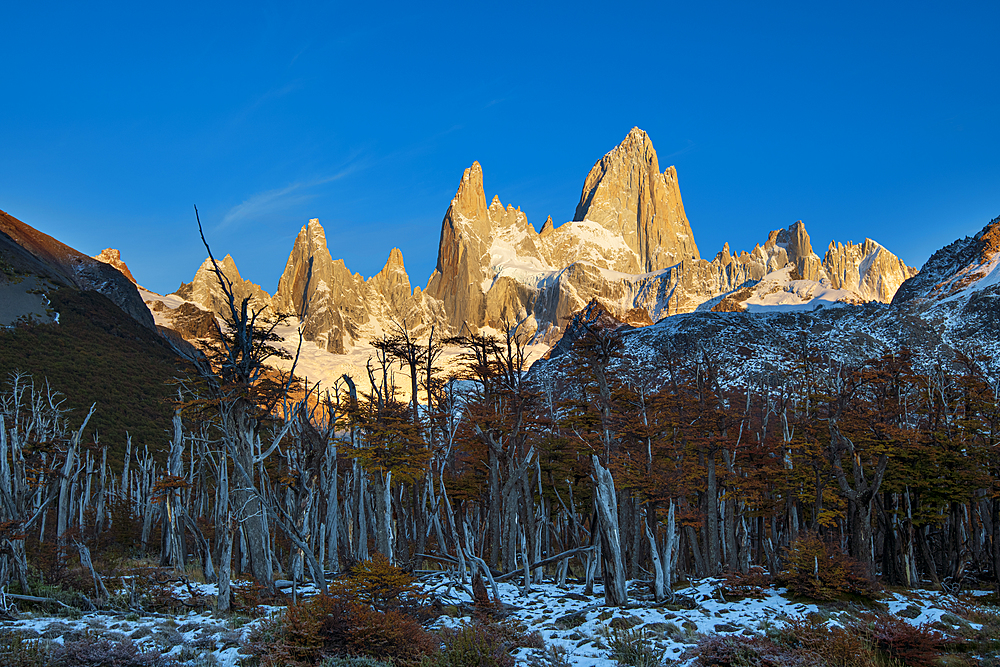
[1,1,998,295]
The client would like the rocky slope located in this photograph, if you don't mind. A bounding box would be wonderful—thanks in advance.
[890,214,1000,352]
[0,209,155,330]
[535,214,1000,388]
[161,127,917,365]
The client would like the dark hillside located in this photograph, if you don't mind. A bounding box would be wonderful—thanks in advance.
[0,287,190,465]
[0,209,156,329]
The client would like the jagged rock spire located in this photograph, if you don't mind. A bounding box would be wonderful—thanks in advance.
[425,163,491,331]
[273,218,370,353]
[574,127,700,271]
[174,253,271,317]
[274,218,338,319]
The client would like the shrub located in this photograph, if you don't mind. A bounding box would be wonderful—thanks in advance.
[719,566,772,601]
[0,632,50,667]
[693,633,821,667]
[425,619,543,667]
[234,579,278,615]
[777,533,879,602]
[245,592,435,667]
[50,636,166,667]
[245,595,349,666]
[342,554,426,615]
[774,617,877,666]
[319,658,394,667]
[13,566,94,616]
[424,623,510,667]
[767,614,944,667]
[949,608,1000,656]
[345,605,437,666]
[608,627,664,667]
[863,614,944,667]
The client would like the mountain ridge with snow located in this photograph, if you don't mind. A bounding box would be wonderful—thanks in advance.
[158,128,918,370]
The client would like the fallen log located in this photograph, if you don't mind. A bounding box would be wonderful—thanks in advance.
[495,546,596,582]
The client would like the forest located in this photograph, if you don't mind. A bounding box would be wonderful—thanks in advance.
[1,254,999,666]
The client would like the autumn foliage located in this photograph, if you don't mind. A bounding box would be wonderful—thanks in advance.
[777,533,879,601]
[246,557,435,667]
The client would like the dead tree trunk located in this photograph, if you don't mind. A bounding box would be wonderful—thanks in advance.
[57,404,95,541]
[374,471,394,563]
[644,500,678,602]
[591,456,627,606]
[215,448,233,612]
[225,400,274,590]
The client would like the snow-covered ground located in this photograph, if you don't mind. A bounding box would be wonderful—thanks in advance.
[740,267,857,313]
[0,575,990,667]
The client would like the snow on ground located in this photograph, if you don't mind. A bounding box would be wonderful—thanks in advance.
[741,267,857,313]
[935,250,1000,305]
[1,575,990,667]
[432,578,821,666]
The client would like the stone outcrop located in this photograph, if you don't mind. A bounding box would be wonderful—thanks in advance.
[273,219,371,353]
[165,301,217,339]
[367,247,425,329]
[773,222,824,281]
[271,219,425,353]
[824,238,918,302]
[93,248,139,285]
[893,214,1000,306]
[424,165,491,332]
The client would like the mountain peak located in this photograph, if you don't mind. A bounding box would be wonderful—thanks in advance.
[93,248,138,285]
[540,215,555,238]
[383,247,405,271]
[451,162,489,226]
[774,220,822,280]
[573,127,700,271]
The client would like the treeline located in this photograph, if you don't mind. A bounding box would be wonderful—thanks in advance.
[1,278,998,610]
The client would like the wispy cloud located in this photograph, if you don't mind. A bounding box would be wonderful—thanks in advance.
[218,163,362,230]
[662,140,697,160]
[239,81,302,118]
[288,41,312,68]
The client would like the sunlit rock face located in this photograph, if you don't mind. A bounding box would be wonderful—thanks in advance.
[271,219,425,354]
[573,126,700,272]
[175,254,272,319]
[823,238,918,303]
[93,248,139,285]
[423,128,704,336]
